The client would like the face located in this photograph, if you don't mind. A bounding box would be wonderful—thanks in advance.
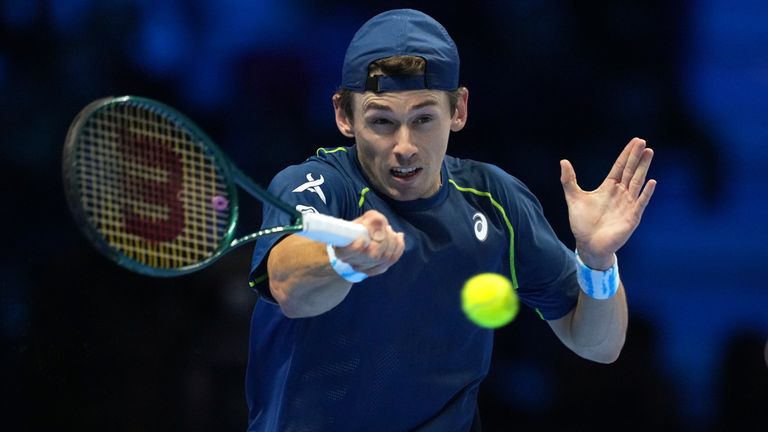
[334,88,468,201]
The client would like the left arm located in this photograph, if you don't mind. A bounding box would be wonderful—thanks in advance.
[548,137,656,363]
[548,283,627,363]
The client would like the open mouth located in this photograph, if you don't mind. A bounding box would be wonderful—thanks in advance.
[391,167,422,179]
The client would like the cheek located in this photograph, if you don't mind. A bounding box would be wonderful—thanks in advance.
[425,129,450,158]
[356,140,388,177]
[356,135,376,155]
[356,133,388,160]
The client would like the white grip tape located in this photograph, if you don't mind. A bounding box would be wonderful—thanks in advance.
[299,212,370,247]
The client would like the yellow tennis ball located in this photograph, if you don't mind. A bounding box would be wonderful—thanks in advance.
[461,273,519,329]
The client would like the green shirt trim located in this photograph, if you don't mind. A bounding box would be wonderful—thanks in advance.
[447,179,519,289]
[316,147,348,157]
[358,187,370,208]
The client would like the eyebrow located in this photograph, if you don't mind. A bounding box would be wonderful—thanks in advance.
[363,99,440,113]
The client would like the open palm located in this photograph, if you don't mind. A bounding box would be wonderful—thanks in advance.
[560,138,656,269]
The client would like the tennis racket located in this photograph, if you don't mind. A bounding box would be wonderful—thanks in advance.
[62,95,369,277]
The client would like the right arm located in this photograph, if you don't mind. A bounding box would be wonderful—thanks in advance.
[267,210,405,318]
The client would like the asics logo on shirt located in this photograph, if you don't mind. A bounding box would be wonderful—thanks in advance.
[473,212,488,241]
[292,173,326,204]
[295,205,318,214]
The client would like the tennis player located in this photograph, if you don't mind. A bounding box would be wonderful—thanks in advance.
[246,9,655,431]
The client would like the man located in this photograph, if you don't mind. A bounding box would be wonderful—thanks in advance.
[246,9,655,431]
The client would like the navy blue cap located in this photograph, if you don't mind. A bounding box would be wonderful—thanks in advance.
[341,9,460,92]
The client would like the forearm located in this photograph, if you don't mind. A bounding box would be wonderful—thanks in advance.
[267,235,353,318]
[266,210,404,318]
[564,283,628,363]
[556,247,629,363]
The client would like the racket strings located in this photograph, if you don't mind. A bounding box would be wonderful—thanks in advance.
[75,102,232,270]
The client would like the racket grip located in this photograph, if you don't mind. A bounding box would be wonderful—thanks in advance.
[299,213,370,247]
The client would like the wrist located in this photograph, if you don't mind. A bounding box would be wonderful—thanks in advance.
[326,244,368,283]
[574,247,615,271]
[575,250,620,300]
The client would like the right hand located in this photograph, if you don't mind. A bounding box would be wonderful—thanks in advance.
[333,210,405,277]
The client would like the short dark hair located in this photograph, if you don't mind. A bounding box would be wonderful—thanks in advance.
[337,56,462,122]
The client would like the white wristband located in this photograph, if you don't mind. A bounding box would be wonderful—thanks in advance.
[326,243,368,283]
[575,251,620,300]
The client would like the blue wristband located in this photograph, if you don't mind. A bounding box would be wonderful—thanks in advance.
[326,244,368,283]
[575,251,620,300]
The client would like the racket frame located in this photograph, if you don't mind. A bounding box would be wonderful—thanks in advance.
[64,96,367,278]
[63,96,302,277]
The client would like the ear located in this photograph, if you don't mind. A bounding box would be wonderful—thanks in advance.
[450,87,469,132]
[332,93,355,138]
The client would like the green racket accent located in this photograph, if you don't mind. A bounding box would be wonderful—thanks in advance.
[63,96,302,276]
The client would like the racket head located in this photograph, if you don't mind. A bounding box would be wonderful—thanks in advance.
[62,96,239,276]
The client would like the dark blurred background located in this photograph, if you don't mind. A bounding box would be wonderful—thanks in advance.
[2,0,767,430]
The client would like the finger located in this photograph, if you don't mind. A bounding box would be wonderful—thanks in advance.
[369,233,405,274]
[352,222,372,248]
[606,139,636,182]
[359,210,387,242]
[333,236,369,261]
[361,232,404,275]
[370,228,386,243]
[375,226,399,260]
[363,261,394,276]
[362,225,393,260]
[385,229,405,262]
[621,138,647,189]
[628,148,654,198]
[636,179,657,216]
[391,232,405,262]
[560,159,581,197]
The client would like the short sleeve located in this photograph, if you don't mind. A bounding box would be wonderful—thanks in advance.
[494,169,579,320]
[248,161,357,301]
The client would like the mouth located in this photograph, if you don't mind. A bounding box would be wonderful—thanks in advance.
[390,167,422,180]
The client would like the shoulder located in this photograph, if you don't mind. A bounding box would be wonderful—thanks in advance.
[444,155,548,229]
[267,146,366,218]
[444,155,534,201]
[269,147,356,192]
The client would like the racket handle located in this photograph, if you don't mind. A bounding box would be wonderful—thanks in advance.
[299,213,370,247]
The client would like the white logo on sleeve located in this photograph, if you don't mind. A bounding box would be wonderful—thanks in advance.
[295,205,318,214]
[473,212,488,241]
[292,173,326,204]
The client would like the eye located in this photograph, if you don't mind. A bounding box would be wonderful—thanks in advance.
[414,115,434,125]
[371,117,393,126]
[366,117,397,133]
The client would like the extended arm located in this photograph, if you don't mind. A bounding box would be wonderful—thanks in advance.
[267,210,405,318]
[548,137,656,363]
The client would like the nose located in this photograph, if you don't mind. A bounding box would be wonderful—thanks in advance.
[393,126,417,162]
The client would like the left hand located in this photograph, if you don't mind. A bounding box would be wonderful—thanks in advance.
[560,137,657,269]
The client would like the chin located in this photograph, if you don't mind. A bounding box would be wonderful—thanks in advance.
[387,191,414,201]
[384,187,417,201]
[395,187,432,201]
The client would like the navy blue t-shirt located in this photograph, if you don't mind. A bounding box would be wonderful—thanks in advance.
[246,146,578,431]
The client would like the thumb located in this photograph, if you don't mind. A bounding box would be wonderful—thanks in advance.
[560,159,580,196]
[359,210,387,242]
